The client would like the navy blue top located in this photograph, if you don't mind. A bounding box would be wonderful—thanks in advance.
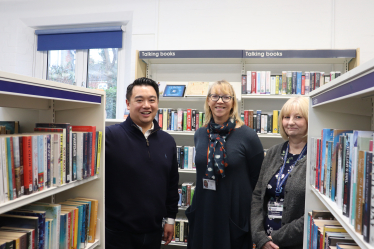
[105,115,179,233]
[264,142,300,236]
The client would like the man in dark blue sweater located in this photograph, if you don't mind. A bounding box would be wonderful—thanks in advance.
[105,77,179,249]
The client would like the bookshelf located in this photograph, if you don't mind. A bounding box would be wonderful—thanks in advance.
[305,57,374,249]
[135,49,360,248]
[0,71,105,248]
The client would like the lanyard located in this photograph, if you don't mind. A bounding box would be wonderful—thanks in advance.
[275,143,307,197]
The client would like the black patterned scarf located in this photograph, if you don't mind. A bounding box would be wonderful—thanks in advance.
[205,118,236,179]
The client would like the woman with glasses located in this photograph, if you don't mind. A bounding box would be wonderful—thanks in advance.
[186,80,264,249]
[251,96,308,249]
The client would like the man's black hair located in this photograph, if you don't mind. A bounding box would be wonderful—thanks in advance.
[126,77,159,101]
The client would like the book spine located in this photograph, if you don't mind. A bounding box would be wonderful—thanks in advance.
[246,71,252,94]
[296,71,302,95]
[310,72,315,91]
[241,75,247,94]
[177,109,183,131]
[272,110,278,133]
[282,71,287,95]
[183,111,187,131]
[244,110,249,127]
[343,137,350,217]
[47,135,51,188]
[363,151,372,242]
[96,131,102,175]
[275,75,279,95]
[301,75,305,95]
[191,109,196,131]
[87,133,93,177]
[315,72,321,89]
[195,113,199,130]
[251,71,257,94]
[158,109,163,129]
[179,147,185,169]
[248,110,254,129]
[162,108,167,131]
[19,136,24,196]
[257,71,261,94]
[43,135,48,189]
[260,71,266,94]
[286,71,292,94]
[72,133,77,182]
[186,109,192,131]
[355,150,365,233]
[184,147,188,169]
[305,72,310,95]
[37,135,44,191]
[1,138,9,201]
[173,110,178,131]
[13,136,21,198]
[9,137,16,199]
[31,136,38,192]
[265,71,271,94]
[261,114,267,134]
[83,133,89,179]
[256,110,261,133]
[292,71,297,94]
[167,108,172,130]
[267,114,272,133]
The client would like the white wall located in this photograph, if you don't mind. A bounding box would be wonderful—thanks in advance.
[0,0,374,83]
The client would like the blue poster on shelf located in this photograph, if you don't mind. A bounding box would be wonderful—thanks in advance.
[163,85,186,97]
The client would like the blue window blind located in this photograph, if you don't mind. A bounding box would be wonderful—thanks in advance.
[36,26,123,51]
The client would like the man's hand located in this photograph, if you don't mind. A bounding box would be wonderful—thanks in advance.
[163,224,174,245]
[261,241,279,249]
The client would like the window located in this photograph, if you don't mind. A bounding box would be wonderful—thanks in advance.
[47,50,76,85]
[36,26,123,119]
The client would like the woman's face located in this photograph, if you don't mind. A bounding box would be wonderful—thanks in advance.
[282,109,307,139]
[208,86,233,123]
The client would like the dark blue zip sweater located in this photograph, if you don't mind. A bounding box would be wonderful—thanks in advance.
[105,115,179,233]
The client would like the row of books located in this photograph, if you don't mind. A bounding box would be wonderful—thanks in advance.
[178,182,195,207]
[0,121,20,135]
[177,146,195,170]
[306,210,358,249]
[171,215,189,243]
[241,110,280,134]
[311,129,374,244]
[241,71,342,95]
[0,197,98,249]
[0,123,102,203]
[154,109,206,132]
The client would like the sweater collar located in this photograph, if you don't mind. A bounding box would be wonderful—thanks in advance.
[122,114,160,133]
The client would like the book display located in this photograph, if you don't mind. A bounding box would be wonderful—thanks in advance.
[124,49,361,248]
[306,57,374,248]
[0,71,105,249]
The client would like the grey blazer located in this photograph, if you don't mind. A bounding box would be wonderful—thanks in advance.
[251,142,306,249]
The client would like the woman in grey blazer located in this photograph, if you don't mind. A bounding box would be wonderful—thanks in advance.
[251,96,309,249]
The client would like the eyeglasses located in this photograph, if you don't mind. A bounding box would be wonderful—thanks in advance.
[209,94,233,103]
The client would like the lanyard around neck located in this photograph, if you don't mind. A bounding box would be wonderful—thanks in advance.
[275,142,307,197]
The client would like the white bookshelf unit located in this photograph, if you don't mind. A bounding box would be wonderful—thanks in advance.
[305,57,374,249]
[0,71,105,248]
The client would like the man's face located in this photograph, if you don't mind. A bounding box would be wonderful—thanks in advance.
[126,85,158,130]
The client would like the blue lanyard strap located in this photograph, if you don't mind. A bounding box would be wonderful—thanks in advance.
[275,143,307,197]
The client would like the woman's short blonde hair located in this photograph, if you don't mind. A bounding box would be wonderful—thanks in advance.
[279,96,309,141]
[203,80,244,127]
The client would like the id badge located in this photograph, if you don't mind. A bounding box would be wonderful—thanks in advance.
[267,198,284,219]
[202,179,216,191]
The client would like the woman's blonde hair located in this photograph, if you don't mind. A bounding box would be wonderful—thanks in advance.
[203,80,244,127]
[279,96,309,141]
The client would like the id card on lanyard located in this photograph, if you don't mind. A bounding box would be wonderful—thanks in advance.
[267,143,307,219]
[204,144,216,191]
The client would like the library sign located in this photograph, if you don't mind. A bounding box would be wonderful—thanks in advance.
[139,50,243,59]
[243,50,356,58]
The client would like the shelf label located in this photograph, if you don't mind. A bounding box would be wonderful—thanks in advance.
[243,50,356,58]
[139,50,243,59]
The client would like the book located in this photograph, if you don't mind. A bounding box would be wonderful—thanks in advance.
[296,71,302,95]
[35,124,71,184]
[71,126,96,177]
[246,71,252,94]
[363,151,372,242]
[74,198,98,243]
[305,72,310,95]
[251,71,257,94]
[22,136,33,196]
[22,203,61,249]
[281,71,287,95]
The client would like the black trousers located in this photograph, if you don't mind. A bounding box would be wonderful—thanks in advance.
[105,226,163,249]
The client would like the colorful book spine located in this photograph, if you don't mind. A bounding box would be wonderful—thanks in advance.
[96,131,102,175]
[273,110,278,133]
[296,71,302,95]
[305,72,310,95]
[251,71,257,94]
